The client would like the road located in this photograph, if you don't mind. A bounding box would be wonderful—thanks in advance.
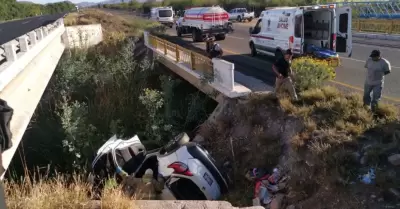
[159,22,400,105]
[0,13,66,45]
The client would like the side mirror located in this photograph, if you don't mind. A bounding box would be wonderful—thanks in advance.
[249,27,253,34]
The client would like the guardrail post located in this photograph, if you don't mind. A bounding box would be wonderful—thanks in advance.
[18,36,29,52]
[36,28,44,41]
[164,41,167,55]
[175,45,180,62]
[28,31,37,46]
[4,42,17,62]
[190,52,196,70]
[43,27,49,37]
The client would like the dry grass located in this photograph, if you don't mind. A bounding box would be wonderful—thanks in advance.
[5,174,134,209]
[64,9,162,44]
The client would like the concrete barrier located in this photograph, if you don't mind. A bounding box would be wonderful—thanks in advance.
[63,24,103,48]
[0,23,66,179]
[144,31,252,101]
[0,19,64,92]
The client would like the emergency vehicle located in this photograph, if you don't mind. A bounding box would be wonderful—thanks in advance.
[176,6,232,42]
[249,4,352,64]
[150,7,175,28]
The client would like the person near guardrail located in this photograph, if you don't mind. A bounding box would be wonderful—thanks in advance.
[206,36,223,59]
[363,49,391,111]
[0,98,14,209]
[272,49,298,100]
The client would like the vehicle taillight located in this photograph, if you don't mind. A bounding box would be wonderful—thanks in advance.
[168,162,193,176]
[332,33,336,49]
[203,12,229,21]
[289,36,294,48]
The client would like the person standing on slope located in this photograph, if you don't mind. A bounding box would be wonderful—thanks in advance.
[363,49,391,111]
[272,49,298,100]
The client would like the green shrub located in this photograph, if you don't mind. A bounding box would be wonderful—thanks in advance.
[291,57,336,92]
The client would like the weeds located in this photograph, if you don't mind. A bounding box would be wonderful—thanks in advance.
[5,173,133,209]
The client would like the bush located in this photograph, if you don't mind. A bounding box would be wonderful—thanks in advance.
[291,57,336,92]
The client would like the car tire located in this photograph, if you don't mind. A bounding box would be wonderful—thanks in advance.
[237,15,242,22]
[192,30,201,42]
[177,27,182,37]
[250,42,257,57]
[163,132,190,154]
[215,34,226,41]
[248,17,253,22]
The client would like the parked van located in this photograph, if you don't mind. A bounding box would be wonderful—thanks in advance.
[151,7,174,28]
[249,4,352,62]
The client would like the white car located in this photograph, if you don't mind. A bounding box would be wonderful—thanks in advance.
[90,133,229,200]
[150,6,175,28]
[229,8,255,22]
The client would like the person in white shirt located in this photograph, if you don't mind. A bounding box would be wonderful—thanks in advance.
[363,49,391,111]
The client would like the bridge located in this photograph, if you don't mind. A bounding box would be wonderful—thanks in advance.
[0,9,400,205]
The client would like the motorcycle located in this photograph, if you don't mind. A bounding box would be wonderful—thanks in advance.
[90,132,229,200]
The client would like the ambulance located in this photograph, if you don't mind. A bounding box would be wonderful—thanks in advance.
[249,4,352,64]
[176,6,232,42]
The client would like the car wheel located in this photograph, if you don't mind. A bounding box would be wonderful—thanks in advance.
[177,28,182,37]
[250,42,257,57]
[237,15,242,22]
[248,17,253,22]
[192,30,201,42]
[163,133,190,154]
[215,34,226,41]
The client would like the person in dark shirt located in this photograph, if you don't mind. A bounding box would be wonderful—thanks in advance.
[272,49,298,100]
[206,36,223,59]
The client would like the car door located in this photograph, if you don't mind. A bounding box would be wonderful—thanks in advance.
[335,6,352,57]
[293,9,304,55]
[251,19,263,50]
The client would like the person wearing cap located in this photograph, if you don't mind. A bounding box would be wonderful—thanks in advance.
[272,49,298,100]
[206,36,223,59]
[363,49,391,111]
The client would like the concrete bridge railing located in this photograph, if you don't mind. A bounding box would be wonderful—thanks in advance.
[0,18,66,179]
[143,32,251,102]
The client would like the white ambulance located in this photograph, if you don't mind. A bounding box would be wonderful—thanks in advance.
[150,7,175,28]
[176,6,232,42]
[248,4,352,61]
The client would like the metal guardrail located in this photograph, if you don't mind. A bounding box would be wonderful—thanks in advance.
[147,34,214,76]
[353,19,400,34]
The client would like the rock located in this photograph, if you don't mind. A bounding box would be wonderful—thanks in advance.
[388,154,400,166]
[270,194,285,209]
[378,198,384,202]
[370,194,376,199]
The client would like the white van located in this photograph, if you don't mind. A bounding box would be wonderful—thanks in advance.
[151,7,175,28]
[249,4,352,60]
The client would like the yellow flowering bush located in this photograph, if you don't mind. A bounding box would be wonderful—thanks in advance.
[291,57,336,91]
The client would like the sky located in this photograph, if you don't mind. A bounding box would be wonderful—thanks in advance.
[17,0,104,4]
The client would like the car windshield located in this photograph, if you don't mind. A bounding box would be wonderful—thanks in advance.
[159,10,172,17]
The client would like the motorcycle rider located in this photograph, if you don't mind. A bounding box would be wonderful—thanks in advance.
[206,36,223,58]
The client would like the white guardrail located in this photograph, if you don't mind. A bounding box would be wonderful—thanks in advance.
[0,18,65,91]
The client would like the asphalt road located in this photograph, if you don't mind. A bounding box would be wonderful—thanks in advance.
[160,22,400,105]
[0,13,66,45]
